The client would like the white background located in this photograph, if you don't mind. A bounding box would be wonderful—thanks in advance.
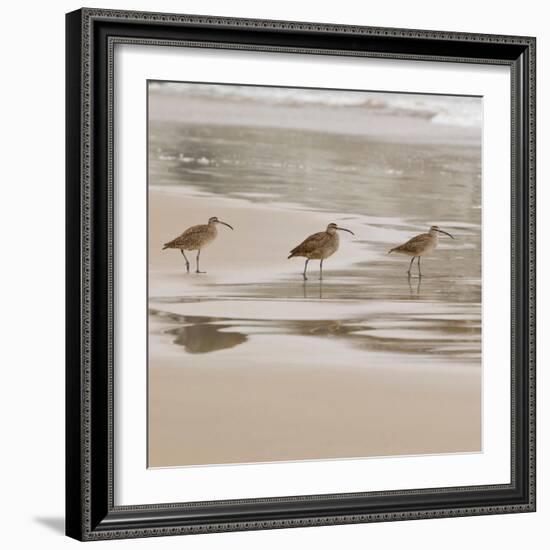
[0,1,546,549]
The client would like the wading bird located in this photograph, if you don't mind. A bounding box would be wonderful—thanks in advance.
[388,225,454,277]
[288,222,355,280]
[162,216,233,273]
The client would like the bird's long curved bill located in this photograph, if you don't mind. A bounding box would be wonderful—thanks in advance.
[436,229,454,239]
[219,221,234,230]
[337,227,355,235]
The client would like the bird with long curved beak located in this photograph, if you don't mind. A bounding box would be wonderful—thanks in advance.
[288,222,355,280]
[162,216,234,273]
[388,225,454,277]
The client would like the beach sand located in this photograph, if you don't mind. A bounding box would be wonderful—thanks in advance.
[149,357,480,467]
[148,188,481,467]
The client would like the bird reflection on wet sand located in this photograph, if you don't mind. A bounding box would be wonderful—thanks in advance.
[166,319,247,354]
[151,305,480,360]
[408,275,422,298]
[303,280,323,300]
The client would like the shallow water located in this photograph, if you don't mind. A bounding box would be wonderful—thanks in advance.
[150,121,481,225]
[149,119,481,365]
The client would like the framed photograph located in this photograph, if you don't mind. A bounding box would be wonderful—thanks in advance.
[66,8,536,541]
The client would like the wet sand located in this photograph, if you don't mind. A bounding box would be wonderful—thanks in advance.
[148,188,481,467]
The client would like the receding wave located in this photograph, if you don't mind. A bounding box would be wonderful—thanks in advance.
[149,81,481,129]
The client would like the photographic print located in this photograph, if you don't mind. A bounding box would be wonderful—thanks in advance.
[147,81,482,468]
[66,11,536,539]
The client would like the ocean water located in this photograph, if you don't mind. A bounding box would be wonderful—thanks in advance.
[149,124,480,227]
[150,82,482,128]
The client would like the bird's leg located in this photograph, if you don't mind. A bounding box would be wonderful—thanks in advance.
[407,256,415,276]
[303,259,309,281]
[319,259,323,280]
[180,250,190,273]
[195,249,206,274]
[418,256,422,278]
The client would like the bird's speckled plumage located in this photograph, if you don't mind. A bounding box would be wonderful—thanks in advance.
[389,225,454,277]
[288,223,355,280]
[163,222,218,251]
[162,216,233,274]
[288,229,340,260]
[389,231,438,257]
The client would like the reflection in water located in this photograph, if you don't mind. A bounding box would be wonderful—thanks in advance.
[407,275,422,298]
[150,307,480,361]
[350,317,481,358]
[191,266,480,304]
[151,310,248,354]
[167,323,247,354]
[303,280,323,300]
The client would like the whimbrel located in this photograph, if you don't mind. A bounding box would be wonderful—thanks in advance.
[388,225,454,277]
[288,222,355,280]
[162,216,233,273]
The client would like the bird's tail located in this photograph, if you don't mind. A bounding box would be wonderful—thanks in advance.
[288,244,301,259]
[162,243,170,250]
[388,247,395,254]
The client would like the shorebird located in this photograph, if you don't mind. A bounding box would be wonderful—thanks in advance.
[388,225,454,277]
[162,216,233,273]
[288,222,355,280]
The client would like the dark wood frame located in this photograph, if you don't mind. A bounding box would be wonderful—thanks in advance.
[66,7,536,541]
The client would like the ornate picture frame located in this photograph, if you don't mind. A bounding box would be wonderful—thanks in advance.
[66,8,536,541]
